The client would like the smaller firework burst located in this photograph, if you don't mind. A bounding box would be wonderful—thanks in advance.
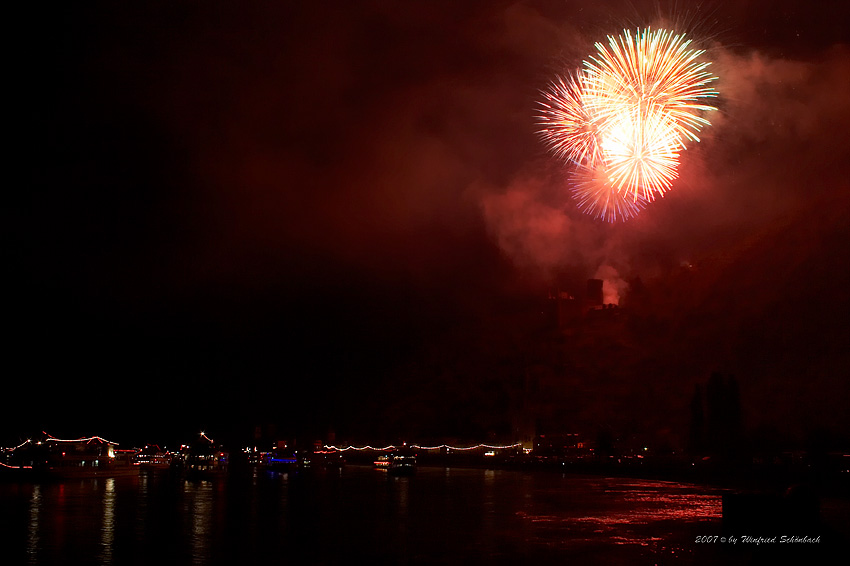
[537,73,603,168]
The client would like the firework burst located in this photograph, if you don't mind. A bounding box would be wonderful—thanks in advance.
[538,27,718,220]
[583,28,718,146]
[599,104,682,200]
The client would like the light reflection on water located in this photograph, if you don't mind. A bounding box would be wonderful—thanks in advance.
[26,484,40,565]
[134,470,148,543]
[187,481,213,566]
[509,476,724,559]
[100,478,115,565]
[6,468,730,565]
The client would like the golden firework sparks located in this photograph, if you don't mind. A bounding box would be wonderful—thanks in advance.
[538,27,718,219]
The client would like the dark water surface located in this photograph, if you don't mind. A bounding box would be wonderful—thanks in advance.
[0,466,788,565]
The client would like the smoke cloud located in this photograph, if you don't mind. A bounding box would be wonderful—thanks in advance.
[594,264,629,305]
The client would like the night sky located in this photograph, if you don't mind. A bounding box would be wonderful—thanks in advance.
[11,1,850,448]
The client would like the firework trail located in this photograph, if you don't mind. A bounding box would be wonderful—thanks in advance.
[538,27,718,220]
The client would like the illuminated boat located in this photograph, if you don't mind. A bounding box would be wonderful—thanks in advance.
[314,449,345,470]
[182,432,228,480]
[374,454,391,469]
[5,433,138,478]
[266,454,298,472]
[279,449,344,473]
[374,449,416,475]
[134,445,172,470]
[256,449,312,473]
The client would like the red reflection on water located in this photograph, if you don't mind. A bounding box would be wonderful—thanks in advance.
[512,478,724,554]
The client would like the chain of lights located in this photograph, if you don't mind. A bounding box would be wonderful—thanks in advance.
[326,443,523,452]
[0,462,33,469]
[44,435,119,445]
[3,440,32,452]
[2,433,120,450]
[5,437,522,455]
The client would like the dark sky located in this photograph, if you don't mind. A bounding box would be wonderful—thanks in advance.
[11,1,850,447]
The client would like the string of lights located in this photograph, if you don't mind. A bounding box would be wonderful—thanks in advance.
[3,440,32,452]
[5,437,522,455]
[325,445,397,452]
[0,462,32,469]
[414,443,522,451]
[2,434,120,451]
[43,432,119,445]
[326,443,522,452]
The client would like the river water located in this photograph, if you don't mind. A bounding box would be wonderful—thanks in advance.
[0,465,791,565]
